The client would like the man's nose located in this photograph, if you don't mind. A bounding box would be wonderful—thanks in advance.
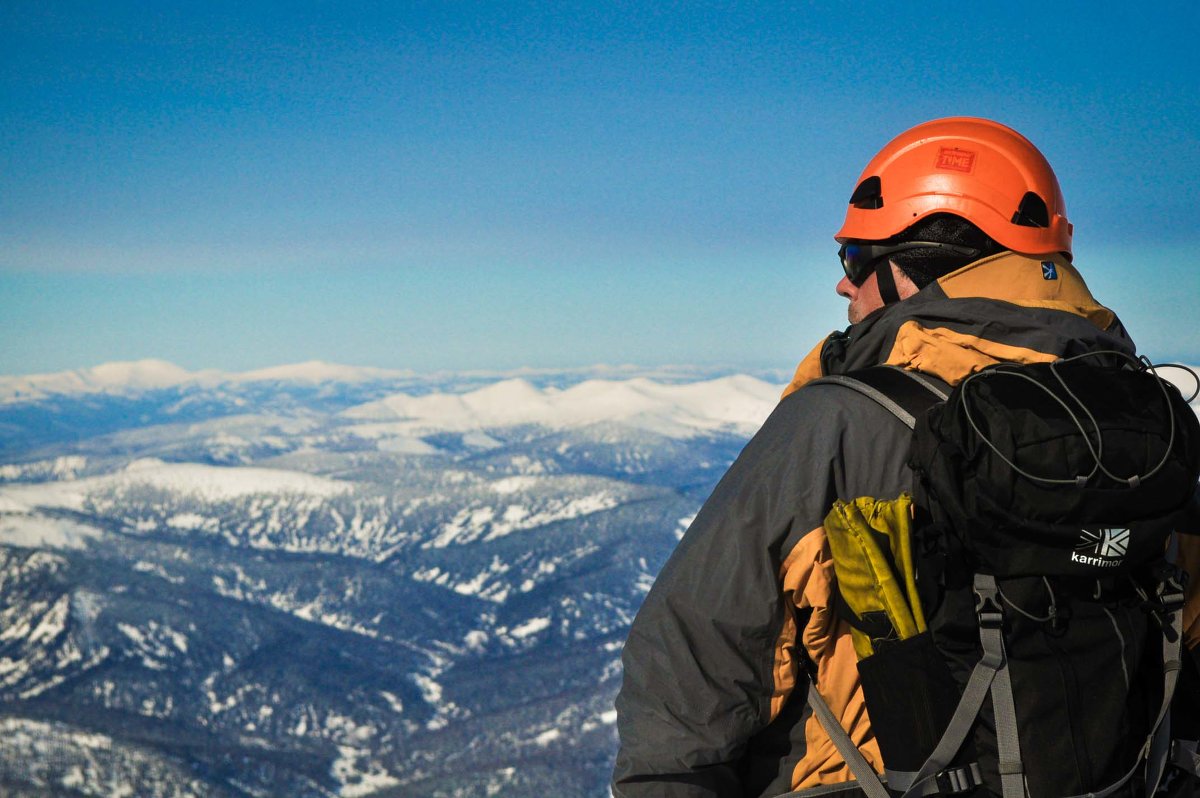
[836,274,856,299]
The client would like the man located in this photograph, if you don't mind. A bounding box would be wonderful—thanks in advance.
[612,117,1200,797]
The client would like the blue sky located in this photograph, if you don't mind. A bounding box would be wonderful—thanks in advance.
[3,2,1198,376]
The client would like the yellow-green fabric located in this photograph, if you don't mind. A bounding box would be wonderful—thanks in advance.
[824,494,926,660]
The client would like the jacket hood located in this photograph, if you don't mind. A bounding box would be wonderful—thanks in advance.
[783,252,1134,398]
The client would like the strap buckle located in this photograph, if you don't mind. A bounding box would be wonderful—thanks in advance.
[1143,564,1188,642]
[1157,569,1186,614]
[1170,739,1200,776]
[974,591,1004,629]
[933,763,984,795]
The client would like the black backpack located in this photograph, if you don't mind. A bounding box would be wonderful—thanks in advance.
[803,354,1200,798]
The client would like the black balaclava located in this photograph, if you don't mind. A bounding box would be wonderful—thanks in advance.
[887,213,1003,291]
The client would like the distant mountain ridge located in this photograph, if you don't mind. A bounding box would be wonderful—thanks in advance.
[343,375,780,439]
[0,358,788,404]
[0,359,414,402]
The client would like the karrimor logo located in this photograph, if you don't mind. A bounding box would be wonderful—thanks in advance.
[936,147,977,172]
[1071,528,1130,568]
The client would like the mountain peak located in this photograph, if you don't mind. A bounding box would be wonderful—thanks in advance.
[86,359,194,388]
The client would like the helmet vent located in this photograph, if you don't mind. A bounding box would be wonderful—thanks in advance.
[1011,192,1050,228]
[849,176,884,209]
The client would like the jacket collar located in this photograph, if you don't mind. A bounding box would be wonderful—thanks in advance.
[782,252,1134,398]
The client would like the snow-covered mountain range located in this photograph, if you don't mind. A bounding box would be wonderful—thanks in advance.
[0,360,784,798]
[0,358,780,404]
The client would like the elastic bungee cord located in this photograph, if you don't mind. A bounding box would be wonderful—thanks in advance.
[958,351,1195,488]
[996,577,1059,624]
[1140,358,1200,403]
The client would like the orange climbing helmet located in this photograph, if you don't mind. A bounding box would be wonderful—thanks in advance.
[835,117,1073,259]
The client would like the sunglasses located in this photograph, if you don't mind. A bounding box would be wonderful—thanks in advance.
[839,241,981,286]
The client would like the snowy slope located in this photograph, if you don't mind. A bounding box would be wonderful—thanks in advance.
[0,364,737,798]
[1,458,350,510]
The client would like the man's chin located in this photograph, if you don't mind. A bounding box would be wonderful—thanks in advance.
[848,302,891,326]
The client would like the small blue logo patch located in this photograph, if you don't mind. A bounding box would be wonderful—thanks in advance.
[1041,261,1058,280]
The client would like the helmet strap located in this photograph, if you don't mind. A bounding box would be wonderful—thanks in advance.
[874,258,902,305]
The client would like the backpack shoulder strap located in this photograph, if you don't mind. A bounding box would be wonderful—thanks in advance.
[802,367,955,797]
[809,366,948,430]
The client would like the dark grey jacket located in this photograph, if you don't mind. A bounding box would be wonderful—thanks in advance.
[612,253,1149,797]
